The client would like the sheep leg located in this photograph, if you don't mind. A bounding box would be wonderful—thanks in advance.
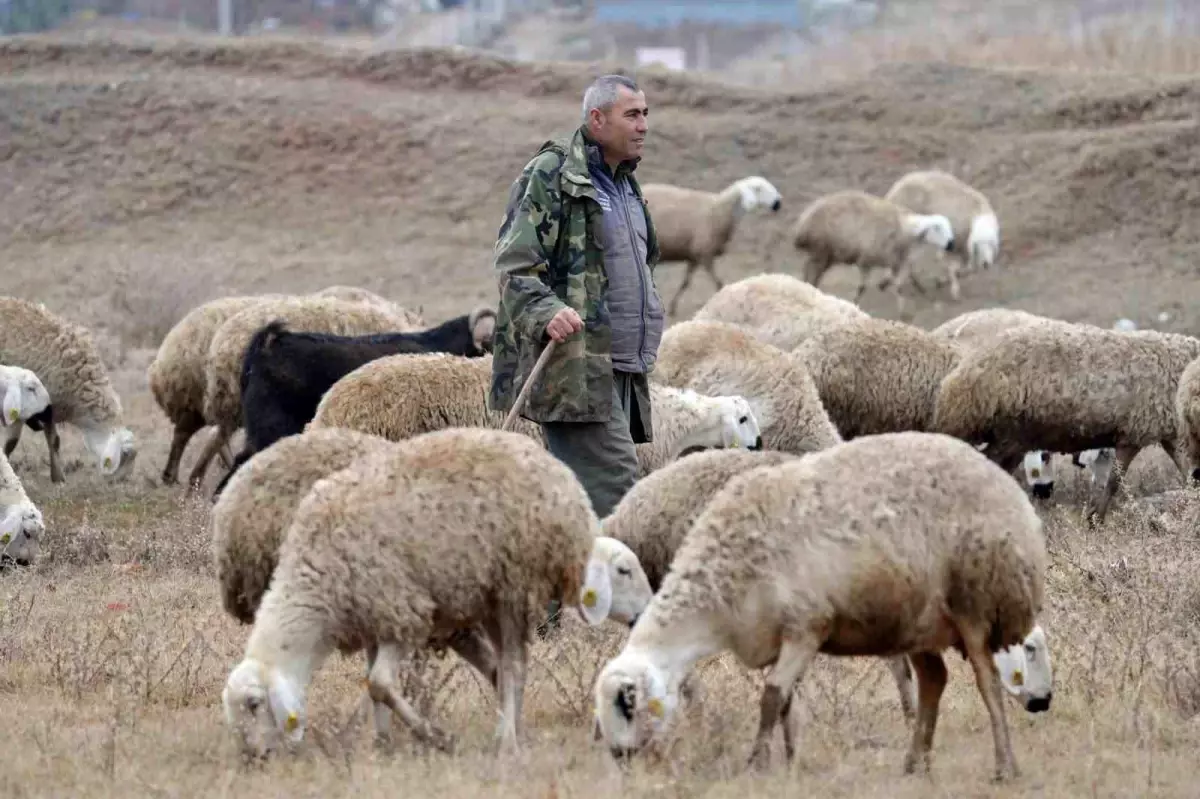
[1088,444,1138,526]
[668,263,698,317]
[161,417,205,485]
[366,641,456,755]
[701,259,724,292]
[490,612,529,753]
[746,635,819,772]
[219,440,236,470]
[961,628,1018,782]
[185,426,230,490]
[43,418,64,483]
[447,627,499,690]
[359,643,395,750]
[902,651,948,776]
[885,655,917,721]
[945,259,961,302]
[4,420,23,457]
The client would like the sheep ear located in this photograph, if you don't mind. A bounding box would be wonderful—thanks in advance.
[472,311,496,352]
[579,558,613,626]
[267,671,305,742]
[2,383,19,425]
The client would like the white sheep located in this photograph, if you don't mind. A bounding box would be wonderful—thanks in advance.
[221,427,654,759]
[195,295,422,491]
[593,431,1050,782]
[641,176,783,315]
[652,319,843,456]
[792,315,962,439]
[307,352,764,477]
[0,296,136,483]
[884,169,1000,301]
[934,324,1200,523]
[790,189,955,317]
[692,271,868,351]
[1,364,51,427]
[1,450,44,568]
[931,307,1114,496]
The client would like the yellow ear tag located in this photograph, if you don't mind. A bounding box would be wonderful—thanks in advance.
[104,457,112,469]
[731,438,741,448]
[647,698,664,718]
[0,533,10,545]
[285,712,299,732]
[8,408,17,422]
[1011,670,1024,687]
[582,588,598,608]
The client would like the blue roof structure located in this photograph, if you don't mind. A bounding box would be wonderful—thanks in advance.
[593,1,806,28]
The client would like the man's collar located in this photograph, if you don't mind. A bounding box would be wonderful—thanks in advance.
[579,124,640,177]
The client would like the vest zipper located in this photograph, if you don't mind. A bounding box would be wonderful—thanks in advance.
[618,173,649,372]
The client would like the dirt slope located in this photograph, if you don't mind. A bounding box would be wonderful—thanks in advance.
[2,31,1199,336]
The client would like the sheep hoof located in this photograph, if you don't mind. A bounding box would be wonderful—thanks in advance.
[992,762,1019,783]
[745,743,772,772]
[903,750,931,776]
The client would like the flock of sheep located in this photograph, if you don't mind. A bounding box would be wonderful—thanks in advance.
[1,164,1195,785]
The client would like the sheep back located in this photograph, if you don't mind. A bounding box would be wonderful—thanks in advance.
[648,431,1045,655]
[693,272,867,350]
[308,353,544,444]
[653,319,841,455]
[930,307,1081,352]
[934,324,1200,462]
[210,426,396,624]
[261,428,598,653]
[0,296,122,427]
[149,294,280,430]
[203,296,419,431]
[602,448,798,591]
[795,316,962,439]
[790,190,912,268]
[312,285,425,327]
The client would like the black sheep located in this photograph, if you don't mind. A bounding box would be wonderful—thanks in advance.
[211,307,495,499]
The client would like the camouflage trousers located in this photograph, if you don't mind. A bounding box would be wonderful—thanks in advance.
[538,370,641,635]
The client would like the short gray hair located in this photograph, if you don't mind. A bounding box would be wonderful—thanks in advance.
[582,74,640,123]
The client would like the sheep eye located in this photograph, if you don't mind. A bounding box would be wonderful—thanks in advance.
[738,415,748,424]
[246,697,261,713]
[617,566,632,577]
[1024,643,1037,655]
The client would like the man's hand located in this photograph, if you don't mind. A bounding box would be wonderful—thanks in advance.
[545,307,584,343]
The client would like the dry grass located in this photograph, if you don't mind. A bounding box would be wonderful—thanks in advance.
[3,463,1200,797]
[730,7,1200,88]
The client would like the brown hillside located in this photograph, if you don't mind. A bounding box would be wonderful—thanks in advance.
[2,32,1199,334]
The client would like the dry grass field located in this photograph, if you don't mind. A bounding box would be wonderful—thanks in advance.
[3,13,1200,797]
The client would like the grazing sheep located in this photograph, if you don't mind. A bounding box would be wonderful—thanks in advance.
[195,295,422,490]
[0,296,136,483]
[793,316,962,439]
[692,272,868,351]
[0,450,44,568]
[932,307,1113,495]
[221,427,655,758]
[884,169,1000,301]
[593,431,1050,782]
[641,177,783,315]
[652,319,843,456]
[149,294,282,486]
[790,189,955,317]
[934,324,1200,523]
[1,364,51,427]
[308,353,764,477]
[211,308,496,498]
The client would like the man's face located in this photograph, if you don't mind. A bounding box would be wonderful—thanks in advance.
[590,86,648,163]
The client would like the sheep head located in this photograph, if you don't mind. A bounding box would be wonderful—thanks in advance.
[222,657,307,760]
[594,649,677,759]
[580,536,653,628]
[1,366,50,426]
[994,624,1054,714]
[733,176,782,213]
[906,212,955,252]
[0,501,43,567]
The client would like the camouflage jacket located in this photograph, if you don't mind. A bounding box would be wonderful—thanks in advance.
[487,125,661,438]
